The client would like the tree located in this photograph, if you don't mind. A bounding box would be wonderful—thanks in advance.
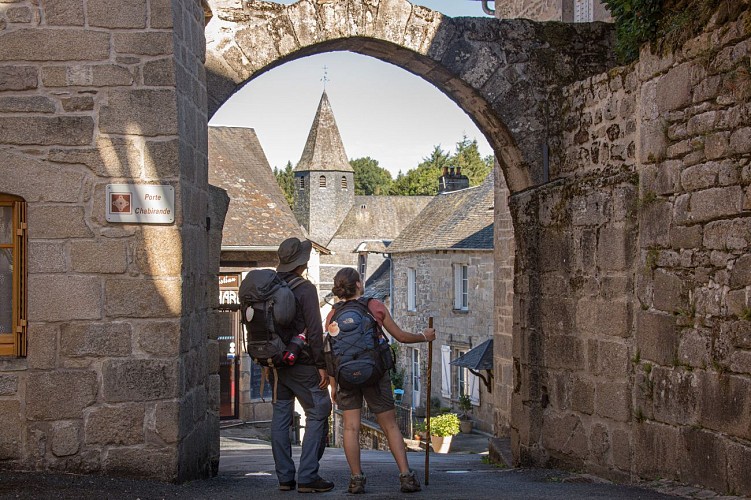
[389,146,449,196]
[451,136,492,186]
[350,157,393,195]
[274,161,295,207]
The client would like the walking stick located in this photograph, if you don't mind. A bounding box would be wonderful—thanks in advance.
[424,317,433,486]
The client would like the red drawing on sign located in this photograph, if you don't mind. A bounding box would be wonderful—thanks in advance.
[111,193,131,214]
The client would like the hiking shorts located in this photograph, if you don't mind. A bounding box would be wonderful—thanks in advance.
[335,373,395,414]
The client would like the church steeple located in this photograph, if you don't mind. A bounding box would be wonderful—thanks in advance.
[294,90,353,173]
[292,90,355,245]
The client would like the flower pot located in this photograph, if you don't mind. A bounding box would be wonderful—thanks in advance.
[460,420,473,434]
[430,435,452,454]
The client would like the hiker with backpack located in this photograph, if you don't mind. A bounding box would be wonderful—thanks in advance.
[325,267,436,494]
[257,237,333,493]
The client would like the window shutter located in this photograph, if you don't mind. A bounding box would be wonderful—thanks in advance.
[469,371,480,405]
[440,345,451,398]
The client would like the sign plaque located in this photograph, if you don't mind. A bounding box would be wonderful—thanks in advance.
[106,184,175,224]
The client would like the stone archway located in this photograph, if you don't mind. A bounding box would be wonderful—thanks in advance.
[203,0,616,194]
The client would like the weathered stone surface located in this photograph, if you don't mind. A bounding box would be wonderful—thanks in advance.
[0,401,21,459]
[0,96,55,113]
[699,371,751,440]
[61,96,95,112]
[594,381,630,422]
[0,154,87,203]
[27,242,66,273]
[87,0,146,28]
[639,200,671,248]
[151,400,181,443]
[652,269,686,313]
[41,0,85,26]
[26,371,98,420]
[49,137,142,178]
[544,336,583,370]
[704,218,751,251]
[638,118,667,163]
[6,6,32,22]
[51,422,80,457]
[588,340,630,376]
[41,64,134,87]
[677,187,743,225]
[149,0,173,28]
[135,320,182,357]
[729,127,751,154]
[99,89,177,136]
[29,275,101,322]
[103,446,177,481]
[656,63,692,112]
[576,300,631,338]
[0,29,110,61]
[677,328,710,368]
[0,66,37,91]
[0,116,94,146]
[71,239,128,274]
[727,440,751,496]
[85,403,145,445]
[669,225,702,249]
[542,412,589,460]
[143,139,179,179]
[0,374,18,396]
[679,427,728,493]
[104,279,181,318]
[636,311,677,365]
[60,322,132,358]
[102,359,179,402]
[26,323,58,370]
[597,226,634,271]
[114,32,173,56]
[143,58,175,86]
[135,227,183,276]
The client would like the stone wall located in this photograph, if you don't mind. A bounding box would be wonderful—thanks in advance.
[0,0,221,481]
[495,0,611,22]
[391,250,496,432]
[510,9,751,495]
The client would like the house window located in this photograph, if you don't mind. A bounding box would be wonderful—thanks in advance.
[453,264,468,311]
[455,348,469,397]
[410,347,421,407]
[319,175,327,188]
[358,254,367,279]
[407,267,416,312]
[298,176,305,190]
[341,176,347,189]
[0,194,27,357]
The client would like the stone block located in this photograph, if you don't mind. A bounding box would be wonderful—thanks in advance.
[633,421,680,478]
[727,440,751,497]
[135,320,182,356]
[651,366,699,426]
[0,66,37,90]
[704,218,751,251]
[653,160,681,195]
[71,239,127,274]
[105,278,181,318]
[636,310,677,365]
[0,374,17,396]
[87,0,146,28]
[679,427,728,493]
[143,58,175,86]
[99,89,177,137]
[28,242,66,273]
[699,371,751,440]
[677,328,710,369]
[539,297,575,336]
[26,371,98,420]
[638,118,667,164]
[102,359,179,402]
[144,139,179,179]
[60,322,132,358]
[26,323,58,370]
[149,0,173,28]
[85,403,145,445]
[51,422,80,457]
[135,227,183,276]
[0,401,21,459]
[730,127,751,155]
[152,400,181,443]
[594,380,630,422]
[730,350,751,374]
[114,32,173,56]
[544,335,583,370]
[611,427,631,471]
[6,6,32,23]
[542,412,588,460]
[639,200,671,248]
[681,186,743,225]
[597,226,634,271]
[589,340,630,376]
[576,300,631,338]
[28,275,101,322]
[656,63,692,112]
[669,225,702,249]
[41,0,84,26]
[0,96,55,113]
[681,162,718,191]
[61,96,95,112]
[0,29,110,61]
[730,254,751,288]
[570,376,594,415]
[0,116,94,145]
[49,137,142,178]
[704,131,729,160]
[652,269,686,313]
[103,446,177,481]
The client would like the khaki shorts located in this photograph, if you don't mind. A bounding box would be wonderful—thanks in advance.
[335,373,395,414]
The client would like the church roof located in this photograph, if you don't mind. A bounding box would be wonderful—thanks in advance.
[208,126,305,247]
[387,173,494,253]
[294,91,353,173]
[332,196,433,240]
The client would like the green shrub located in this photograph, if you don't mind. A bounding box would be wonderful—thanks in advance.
[429,413,460,437]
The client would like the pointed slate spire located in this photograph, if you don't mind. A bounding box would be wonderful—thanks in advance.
[294,90,353,173]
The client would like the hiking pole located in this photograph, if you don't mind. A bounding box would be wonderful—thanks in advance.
[425,316,433,486]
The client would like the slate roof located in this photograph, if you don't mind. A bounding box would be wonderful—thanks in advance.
[450,339,493,371]
[363,259,391,301]
[332,196,433,240]
[294,91,353,173]
[387,173,494,253]
[208,126,304,247]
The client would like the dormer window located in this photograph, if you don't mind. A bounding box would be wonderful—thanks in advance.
[319,175,327,188]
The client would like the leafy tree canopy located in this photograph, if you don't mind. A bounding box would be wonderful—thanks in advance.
[273,161,295,207]
[350,157,393,195]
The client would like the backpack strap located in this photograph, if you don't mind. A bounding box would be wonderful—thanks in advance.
[285,276,307,291]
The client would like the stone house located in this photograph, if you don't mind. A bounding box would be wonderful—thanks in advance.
[208,125,328,423]
[387,173,495,433]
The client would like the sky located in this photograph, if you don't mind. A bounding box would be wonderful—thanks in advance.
[209,0,494,177]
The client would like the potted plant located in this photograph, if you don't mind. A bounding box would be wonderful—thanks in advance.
[457,394,473,434]
[428,413,460,453]
[413,420,426,441]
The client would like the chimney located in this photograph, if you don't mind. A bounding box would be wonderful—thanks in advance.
[456,166,462,176]
[449,167,455,176]
[442,166,448,176]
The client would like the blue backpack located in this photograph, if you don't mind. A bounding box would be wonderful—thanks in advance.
[327,298,394,389]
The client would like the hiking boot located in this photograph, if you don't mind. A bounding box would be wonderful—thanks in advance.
[348,473,367,494]
[399,470,421,493]
[298,478,334,493]
[279,480,296,491]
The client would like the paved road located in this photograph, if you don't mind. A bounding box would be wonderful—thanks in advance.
[0,432,690,500]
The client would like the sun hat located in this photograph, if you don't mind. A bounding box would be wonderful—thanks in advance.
[277,237,313,272]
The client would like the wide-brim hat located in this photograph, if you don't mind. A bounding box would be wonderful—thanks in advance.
[277,237,313,272]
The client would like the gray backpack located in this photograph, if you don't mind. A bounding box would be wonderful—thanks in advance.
[239,269,305,367]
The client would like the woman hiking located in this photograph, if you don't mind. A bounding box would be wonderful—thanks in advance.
[325,267,436,494]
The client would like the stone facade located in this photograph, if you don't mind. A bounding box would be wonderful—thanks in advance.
[506,9,751,495]
[0,0,222,482]
[496,0,611,22]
